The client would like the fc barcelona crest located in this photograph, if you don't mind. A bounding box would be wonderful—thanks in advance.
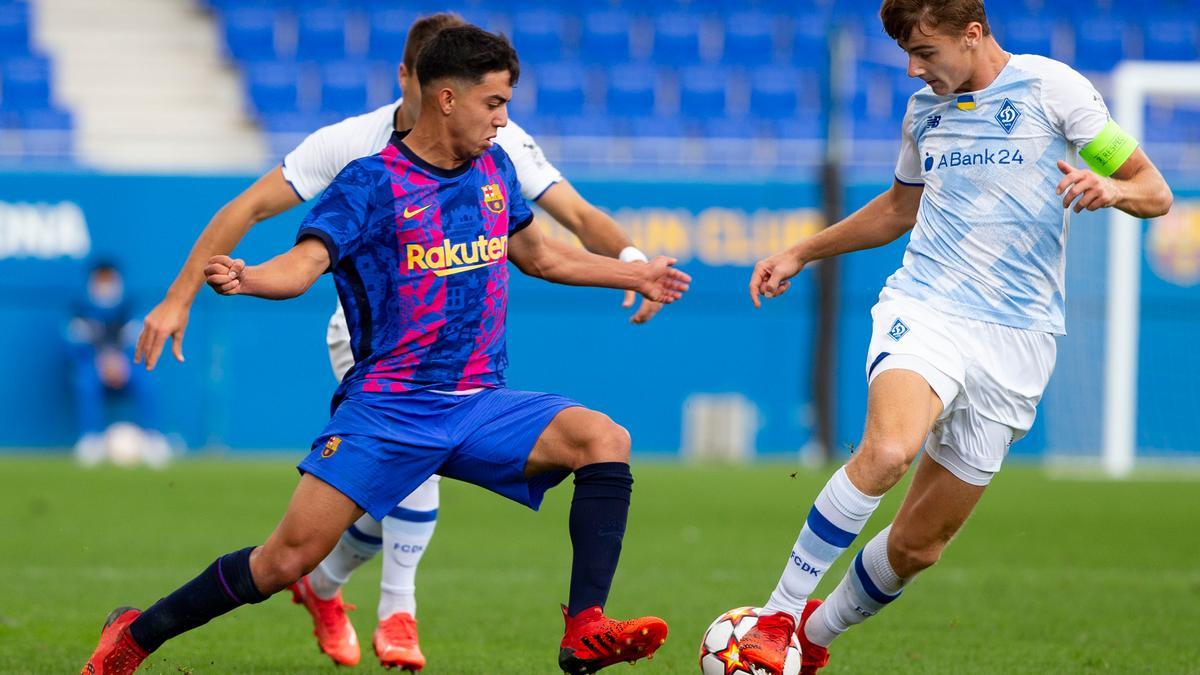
[481,183,506,214]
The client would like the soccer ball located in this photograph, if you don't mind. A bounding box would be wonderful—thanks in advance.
[105,422,145,467]
[699,607,801,675]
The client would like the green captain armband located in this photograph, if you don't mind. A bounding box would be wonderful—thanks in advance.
[1080,119,1138,177]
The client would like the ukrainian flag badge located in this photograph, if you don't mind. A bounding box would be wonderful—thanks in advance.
[956,94,976,111]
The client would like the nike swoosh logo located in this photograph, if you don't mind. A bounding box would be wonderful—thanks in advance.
[403,204,433,218]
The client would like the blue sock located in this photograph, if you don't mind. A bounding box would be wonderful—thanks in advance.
[129,546,267,653]
[567,462,633,616]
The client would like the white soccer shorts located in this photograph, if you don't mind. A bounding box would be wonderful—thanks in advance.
[864,288,1057,486]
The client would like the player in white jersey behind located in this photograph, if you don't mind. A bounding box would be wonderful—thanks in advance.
[132,13,662,671]
[735,1,1173,673]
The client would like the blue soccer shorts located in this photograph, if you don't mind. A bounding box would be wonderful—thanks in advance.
[297,387,580,520]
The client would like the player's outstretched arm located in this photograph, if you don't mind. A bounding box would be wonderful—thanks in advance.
[204,237,329,301]
[537,181,664,324]
[508,219,690,304]
[136,166,303,369]
[1056,148,1172,218]
[749,181,922,307]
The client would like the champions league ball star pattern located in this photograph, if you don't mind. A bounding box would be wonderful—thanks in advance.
[699,607,801,675]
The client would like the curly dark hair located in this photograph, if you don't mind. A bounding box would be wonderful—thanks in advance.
[415,24,520,89]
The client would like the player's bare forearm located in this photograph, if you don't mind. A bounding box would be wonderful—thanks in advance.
[792,182,922,265]
[535,181,632,257]
[1057,149,1172,218]
[165,167,303,305]
[206,238,328,300]
[516,233,643,290]
[1110,156,1173,219]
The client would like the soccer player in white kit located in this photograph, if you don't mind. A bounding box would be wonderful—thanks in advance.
[736,1,1173,673]
[132,13,661,671]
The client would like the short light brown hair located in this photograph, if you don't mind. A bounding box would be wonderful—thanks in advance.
[880,0,991,42]
[403,13,467,71]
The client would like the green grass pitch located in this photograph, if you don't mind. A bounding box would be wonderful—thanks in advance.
[1,456,1198,673]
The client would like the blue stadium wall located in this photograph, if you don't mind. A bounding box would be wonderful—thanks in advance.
[1,171,1198,459]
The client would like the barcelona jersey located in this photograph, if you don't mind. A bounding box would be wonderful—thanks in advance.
[297,130,533,398]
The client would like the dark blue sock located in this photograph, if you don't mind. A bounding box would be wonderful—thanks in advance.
[128,546,267,653]
[567,462,633,616]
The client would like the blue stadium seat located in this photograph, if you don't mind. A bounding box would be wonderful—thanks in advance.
[722,12,776,67]
[1,57,52,110]
[581,11,633,65]
[700,116,757,139]
[749,66,801,120]
[258,111,335,134]
[295,8,350,62]
[0,3,30,59]
[367,10,415,63]
[554,114,618,137]
[223,8,279,62]
[535,62,587,117]
[994,18,1059,59]
[18,106,71,130]
[319,61,370,117]
[790,11,830,68]
[679,66,729,118]
[511,10,569,65]
[629,115,687,138]
[653,13,704,67]
[605,63,659,117]
[1071,17,1128,72]
[246,61,301,116]
[1142,17,1198,61]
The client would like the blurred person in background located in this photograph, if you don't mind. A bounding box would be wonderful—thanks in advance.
[67,261,169,467]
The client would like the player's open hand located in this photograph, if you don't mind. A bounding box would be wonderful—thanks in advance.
[1057,160,1120,213]
[622,280,664,325]
[205,255,247,295]
[637,256,691,304]
[750,250,805,308]
[135,297,190,370]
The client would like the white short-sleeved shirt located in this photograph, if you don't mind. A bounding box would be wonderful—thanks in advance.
[282,98,563,202]
[889,54,1117,335]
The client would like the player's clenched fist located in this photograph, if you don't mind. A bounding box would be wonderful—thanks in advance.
[205,255,247,295]
[637,256,692,304]
[749,250,805,308]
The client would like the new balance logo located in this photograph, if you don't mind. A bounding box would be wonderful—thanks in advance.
[406,235,507,277]
[925,114,941,129]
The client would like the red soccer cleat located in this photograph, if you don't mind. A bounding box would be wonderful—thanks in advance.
[81,607,148,675]
[797,599,830,674]
[289,576,361,666]
[373,612,426,671]
[737,610,797,675]
[558,605,668,674]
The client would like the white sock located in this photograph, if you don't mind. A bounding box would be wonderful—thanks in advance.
[378,477,439,620]
[310,512,383,600]
[764,466,882,621]
[805,525,907,647]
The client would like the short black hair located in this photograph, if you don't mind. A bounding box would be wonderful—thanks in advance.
[402,13,466,72]
[415,25,520,89]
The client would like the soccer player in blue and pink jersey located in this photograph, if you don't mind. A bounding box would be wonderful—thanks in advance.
[735,1,1172,673]
[82,26,687,675]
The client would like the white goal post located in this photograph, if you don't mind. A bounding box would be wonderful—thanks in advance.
[1102,61,1200,477]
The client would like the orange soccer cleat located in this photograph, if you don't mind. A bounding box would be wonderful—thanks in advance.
[558,605,669,674]
[373,612,426,671]
[796,599,830,675]
[737,610,797,675]
[81,607,147,675]
[289,576,361,666]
